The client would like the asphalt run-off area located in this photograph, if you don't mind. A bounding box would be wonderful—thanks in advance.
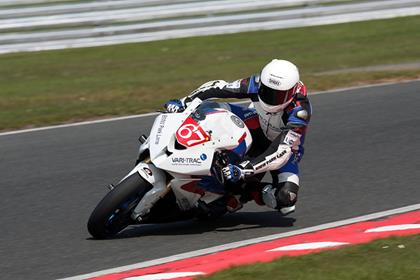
[1,80,420,279]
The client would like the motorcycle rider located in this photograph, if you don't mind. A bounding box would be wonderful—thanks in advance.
[164,59,312,216]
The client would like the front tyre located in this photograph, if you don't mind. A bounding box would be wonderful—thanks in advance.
[87,173,152,239]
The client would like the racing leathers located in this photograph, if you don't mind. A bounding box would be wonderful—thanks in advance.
[179,75,312,215]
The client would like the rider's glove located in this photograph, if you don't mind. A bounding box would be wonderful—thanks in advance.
[222,161,254,183]
[164,99,185,113]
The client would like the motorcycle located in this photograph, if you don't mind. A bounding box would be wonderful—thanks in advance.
[87,98,253,239]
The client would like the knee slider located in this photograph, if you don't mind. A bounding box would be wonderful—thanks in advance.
[276,181,299,208]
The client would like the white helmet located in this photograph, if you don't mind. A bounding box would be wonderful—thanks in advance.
[258,59,300,112]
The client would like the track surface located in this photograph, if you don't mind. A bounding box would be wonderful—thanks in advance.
[1,81,419,279]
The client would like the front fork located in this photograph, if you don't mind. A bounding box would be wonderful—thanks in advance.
[121,161,169,221]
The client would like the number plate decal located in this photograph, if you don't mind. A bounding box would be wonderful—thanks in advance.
[176,116,210,147]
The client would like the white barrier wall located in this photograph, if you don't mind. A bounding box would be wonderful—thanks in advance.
[0,0,419,54]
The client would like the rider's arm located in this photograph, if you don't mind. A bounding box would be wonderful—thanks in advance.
[182,76,260,106]
[244,130,296,174]
[223,130,297,181]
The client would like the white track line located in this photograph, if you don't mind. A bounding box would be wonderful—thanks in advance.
[0,112,158,137]
[2,79,420,137]
[268,241,349,251]
[60,203,420,280]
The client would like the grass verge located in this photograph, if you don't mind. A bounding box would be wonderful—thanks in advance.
[202,234,420,280]
[1,16,420,131]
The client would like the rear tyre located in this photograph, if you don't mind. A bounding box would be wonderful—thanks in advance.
[87,173,152,239]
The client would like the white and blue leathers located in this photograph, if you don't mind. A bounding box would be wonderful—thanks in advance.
[174,74,312,213]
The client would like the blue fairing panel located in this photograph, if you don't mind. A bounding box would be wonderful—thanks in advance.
[232,140,247,159]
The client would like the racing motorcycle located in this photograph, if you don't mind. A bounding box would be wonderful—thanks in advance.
[87,98,254,239]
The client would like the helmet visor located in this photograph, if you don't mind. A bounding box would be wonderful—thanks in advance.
[258,84,289,106]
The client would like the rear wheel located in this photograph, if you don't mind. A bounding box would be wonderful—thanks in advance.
[87,173,152,239]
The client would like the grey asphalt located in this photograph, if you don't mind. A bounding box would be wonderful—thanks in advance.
[1,80,420,279]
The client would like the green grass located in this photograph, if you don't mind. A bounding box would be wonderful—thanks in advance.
[202,234,420,280]
[1,15,420,131]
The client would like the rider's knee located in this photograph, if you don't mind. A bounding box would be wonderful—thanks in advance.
[276,181,299,207]
[262,181,299,209]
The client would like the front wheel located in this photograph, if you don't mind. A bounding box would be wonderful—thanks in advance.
[87,173,152,239]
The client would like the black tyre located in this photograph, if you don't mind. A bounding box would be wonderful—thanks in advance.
[87,173,152,239]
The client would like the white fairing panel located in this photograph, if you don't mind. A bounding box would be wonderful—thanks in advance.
[149,99,252,176]
[129,100,253,218]
[124,162,167,218]
[122,162,165,186]
[149,113,184,159]
[170,179,224,211]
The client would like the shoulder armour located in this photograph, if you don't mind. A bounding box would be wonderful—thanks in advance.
[296,108,309,121]
[287,105,311,127]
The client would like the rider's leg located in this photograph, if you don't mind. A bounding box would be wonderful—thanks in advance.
[262,155,300,215]
[227,103,301,215]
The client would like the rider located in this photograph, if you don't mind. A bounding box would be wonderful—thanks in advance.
[164,59,312,216]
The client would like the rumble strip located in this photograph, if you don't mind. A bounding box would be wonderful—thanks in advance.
[61,203,420,280]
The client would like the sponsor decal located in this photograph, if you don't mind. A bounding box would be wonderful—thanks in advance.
[255,149,287,171]
[226,80,241,89]
[200,153,207,161]
[230,115,245,128]
[176,116,210,147]
[244,111,257,119]
[142,167,153,176]
[171,157,203,166]
[190,80,221,95]
[283,130,301,146]
[154,115,167,145]
[269,78,280,86]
